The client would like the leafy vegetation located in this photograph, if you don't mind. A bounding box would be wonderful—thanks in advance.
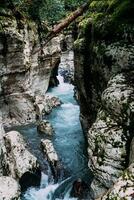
[77,0,134,42]
[0,0,86,24]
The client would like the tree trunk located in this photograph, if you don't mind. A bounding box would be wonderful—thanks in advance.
[33,0,91,54]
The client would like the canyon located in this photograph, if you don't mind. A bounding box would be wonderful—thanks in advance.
[0,2,134,200]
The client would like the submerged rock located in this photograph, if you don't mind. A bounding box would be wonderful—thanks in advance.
[71,178,90,200]
[41,139,64,182]
[37,120,54,136]
[0,176,20,200]
[4,131,41,189]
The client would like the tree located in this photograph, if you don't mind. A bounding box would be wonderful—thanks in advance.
[33,1,90,54]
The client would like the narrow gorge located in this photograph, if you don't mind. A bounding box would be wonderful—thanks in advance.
[0,1,134,200]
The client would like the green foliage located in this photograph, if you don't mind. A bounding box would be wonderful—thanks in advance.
[63,0,85,11]
[0,0,87,24]
[77,0,134,42]
[39,0,65,23]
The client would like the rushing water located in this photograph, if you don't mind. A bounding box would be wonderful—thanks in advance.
[16,74,91,200]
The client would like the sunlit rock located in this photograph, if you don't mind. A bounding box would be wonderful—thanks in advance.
[35,95,61,120]
[0,16,61,127]
[99,163,134,200]
[0,176,20,200]
[41,139,63,181]
[41,139,58,165]
[4,131,40,181]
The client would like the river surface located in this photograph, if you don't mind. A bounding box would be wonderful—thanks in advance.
[14,74,91,200]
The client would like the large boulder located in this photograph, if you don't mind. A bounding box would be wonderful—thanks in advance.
[41,139,64,182]
[3,131,41,187]
[0,176,20,200]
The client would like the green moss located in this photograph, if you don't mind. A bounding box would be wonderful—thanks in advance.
[74,38,85,49]
[77,0,134,43]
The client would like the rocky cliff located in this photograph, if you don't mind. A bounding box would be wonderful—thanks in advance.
[0,9,62,199]
[0,12,61,127]
[74,1,134,198]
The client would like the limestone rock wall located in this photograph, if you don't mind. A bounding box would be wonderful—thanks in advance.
[74,11,134,199]
[59,34,74,83]
[0,117,7,176]
[0,15,61,127]
[99,163,134,200]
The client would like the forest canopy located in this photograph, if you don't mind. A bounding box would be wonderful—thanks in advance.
[0,0,86,23]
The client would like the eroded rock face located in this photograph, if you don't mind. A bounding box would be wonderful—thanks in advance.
[4,131,40,181]
[100,163,134,200]
[0,118,7,176]
[0,15,61,127]
[0,176,20,200]
[74,17,134,198]
[59,35,74,83]
[88,73,134,193]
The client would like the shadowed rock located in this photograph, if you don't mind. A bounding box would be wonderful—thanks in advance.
[37,120,54,136]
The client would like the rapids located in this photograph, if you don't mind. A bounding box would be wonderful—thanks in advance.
[20,74,92,200]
